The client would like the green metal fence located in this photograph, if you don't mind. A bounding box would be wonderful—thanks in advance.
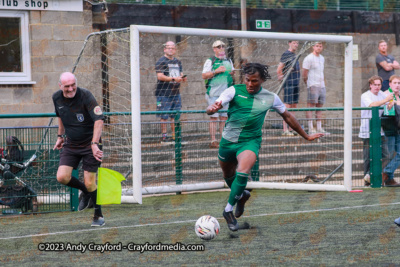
[107,0,400,12]
[140,107,390,190]
[0,107,388,215]
[0,121,73,215]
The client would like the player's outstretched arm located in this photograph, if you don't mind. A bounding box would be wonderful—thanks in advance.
[280,111,324,141]
[206,100,223,115]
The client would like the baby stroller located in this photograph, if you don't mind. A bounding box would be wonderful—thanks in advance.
[0,136,38,214]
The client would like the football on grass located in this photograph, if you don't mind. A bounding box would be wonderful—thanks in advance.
[195,215,220,240]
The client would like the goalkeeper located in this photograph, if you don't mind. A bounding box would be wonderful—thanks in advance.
[206,63,324,231]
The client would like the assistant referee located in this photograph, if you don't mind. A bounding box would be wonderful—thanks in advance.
[53,72,105,227]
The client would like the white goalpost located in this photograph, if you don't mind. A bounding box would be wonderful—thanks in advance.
[129,25,353,204]
[72,25,353,205]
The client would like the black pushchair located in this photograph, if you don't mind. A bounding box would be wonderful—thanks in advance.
[0,136,38,214]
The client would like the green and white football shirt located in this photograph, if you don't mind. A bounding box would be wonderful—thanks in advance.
[216,84,286,143]
[202,57,234,97]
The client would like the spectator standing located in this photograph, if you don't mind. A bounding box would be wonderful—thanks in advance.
[155,41,187,144]
[277,40,301,136]
[202,40,234,148]
[376,40,400,92]
[302,42,329,134]
[359,75,392,186]
[382,75,400,186]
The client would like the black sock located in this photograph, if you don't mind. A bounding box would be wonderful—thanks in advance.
[89,189,103,217]
[66,176,89,194]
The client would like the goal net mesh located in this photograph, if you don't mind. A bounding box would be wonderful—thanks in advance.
[72,27,349,196]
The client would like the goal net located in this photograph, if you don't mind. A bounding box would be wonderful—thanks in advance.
[72,26,353,204]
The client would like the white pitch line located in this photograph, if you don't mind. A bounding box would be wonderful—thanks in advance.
[1,201,400,241]
[242,201,400,218]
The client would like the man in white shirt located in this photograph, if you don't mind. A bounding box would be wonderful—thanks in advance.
[302,42,328,134]
[359,75,392,186]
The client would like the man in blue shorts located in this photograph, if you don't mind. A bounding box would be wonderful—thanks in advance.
[206,63,324,231]
[277,40,300,136]
[155,41,187,143]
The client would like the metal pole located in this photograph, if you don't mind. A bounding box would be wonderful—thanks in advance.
[241,0,247,31]
[130,25,143,204]
[343,39,353,191]
[135,25,352,43]
[370,107,382,188]
[70,170,79,211]
[174,111,183,186]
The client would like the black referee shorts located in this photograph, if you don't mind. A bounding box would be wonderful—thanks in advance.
[59,144,102,173]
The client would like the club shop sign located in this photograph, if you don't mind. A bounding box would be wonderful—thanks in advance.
[0,0,83,11]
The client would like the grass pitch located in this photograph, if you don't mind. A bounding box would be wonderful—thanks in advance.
[1,187,400,266]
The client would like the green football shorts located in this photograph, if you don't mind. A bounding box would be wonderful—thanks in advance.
[218,137,262,162]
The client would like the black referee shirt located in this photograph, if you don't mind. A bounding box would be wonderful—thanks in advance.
[52,87,104,146]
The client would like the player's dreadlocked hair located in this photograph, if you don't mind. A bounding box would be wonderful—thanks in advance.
[242,63,271,81]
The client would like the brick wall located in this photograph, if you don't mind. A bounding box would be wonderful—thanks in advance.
[0,3,93,127]
[2,3,400,127]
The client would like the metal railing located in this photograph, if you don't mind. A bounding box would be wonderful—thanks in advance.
[0,107,387,215]
[106,0,400,12]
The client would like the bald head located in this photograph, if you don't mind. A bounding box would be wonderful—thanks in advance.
[58,72,78,98]
[59,72,77,85]
[164,41,175,47]
[163,41,176,59]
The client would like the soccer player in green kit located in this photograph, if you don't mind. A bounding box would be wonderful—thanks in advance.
[206,63,324,231]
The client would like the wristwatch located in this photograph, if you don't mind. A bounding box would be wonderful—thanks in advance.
[171,78,175,82]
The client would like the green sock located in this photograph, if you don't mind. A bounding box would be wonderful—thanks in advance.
[228,172,249,206]
[224,175,235,188]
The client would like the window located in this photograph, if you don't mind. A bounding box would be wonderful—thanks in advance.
[0,11,33,84]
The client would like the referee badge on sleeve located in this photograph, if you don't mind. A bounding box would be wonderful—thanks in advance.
[94,106,103,115]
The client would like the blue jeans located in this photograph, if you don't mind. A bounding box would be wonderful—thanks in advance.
[382,80,390,92]
[283,81,299,104]
[384,134,400,179]
[362,137,389,176]
[156,95,182,120]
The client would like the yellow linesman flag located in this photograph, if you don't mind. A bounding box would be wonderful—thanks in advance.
[97,167,126,205]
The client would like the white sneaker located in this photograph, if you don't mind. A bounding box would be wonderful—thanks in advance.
[364,173,370,185]
[317,128,330,135]
[282,130,295,136]
[91,216,105,227]
[364,173,370,183]
[309,128,317,134]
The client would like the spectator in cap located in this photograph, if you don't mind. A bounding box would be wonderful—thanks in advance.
[202,40,235,148]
